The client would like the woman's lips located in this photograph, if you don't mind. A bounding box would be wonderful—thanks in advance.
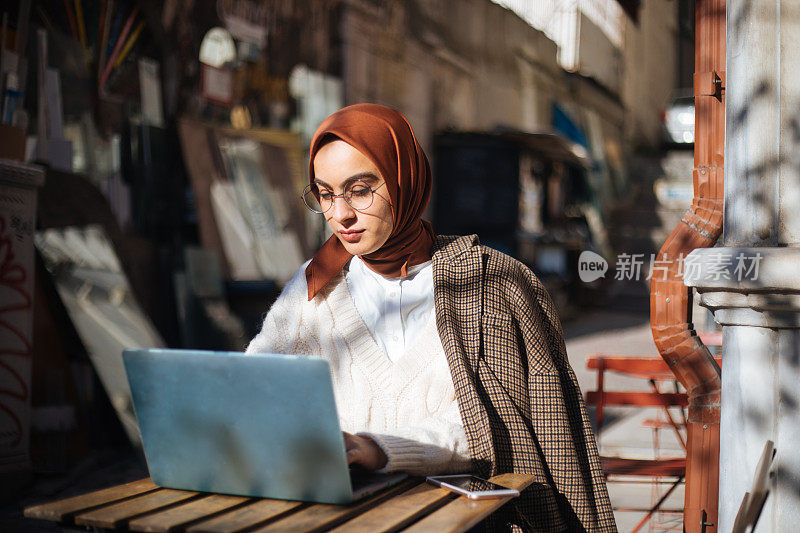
[338,229,365,243]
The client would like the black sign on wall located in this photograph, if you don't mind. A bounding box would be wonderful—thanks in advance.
[433,134,519,256]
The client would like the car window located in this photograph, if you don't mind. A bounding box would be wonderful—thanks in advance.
[672,96,694,106]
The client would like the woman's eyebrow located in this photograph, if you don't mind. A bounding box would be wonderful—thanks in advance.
[349,173,380,184]
[314,173,380,187]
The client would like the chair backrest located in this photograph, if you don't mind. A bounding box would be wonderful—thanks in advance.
[584,355,697,443]
[585,355,689,413]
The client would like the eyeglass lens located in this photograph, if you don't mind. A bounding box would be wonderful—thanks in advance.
[303,180,374,213]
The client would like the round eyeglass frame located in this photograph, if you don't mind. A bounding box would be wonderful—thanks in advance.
[301,181,387,214]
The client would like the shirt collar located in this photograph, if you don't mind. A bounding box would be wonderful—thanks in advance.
[348,255,431,284]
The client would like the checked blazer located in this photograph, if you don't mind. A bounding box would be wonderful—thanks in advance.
[432,234,616,532]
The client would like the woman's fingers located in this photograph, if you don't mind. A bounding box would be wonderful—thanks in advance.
[346,446,360,464]
[342,431,355,448]
[343,432,360,464]
[342,432,386,469]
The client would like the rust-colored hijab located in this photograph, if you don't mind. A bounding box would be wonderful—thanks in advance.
[305,104,435,300]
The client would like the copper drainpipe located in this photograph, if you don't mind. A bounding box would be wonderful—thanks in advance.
[649,0,725,531]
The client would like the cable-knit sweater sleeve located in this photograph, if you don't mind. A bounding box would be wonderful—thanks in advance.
[358,399,472,476]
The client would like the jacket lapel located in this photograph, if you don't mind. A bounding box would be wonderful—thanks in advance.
[432,234,482,371]
[432,234,494,472]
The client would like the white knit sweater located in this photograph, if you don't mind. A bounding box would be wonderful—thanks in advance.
[246,260,472,475]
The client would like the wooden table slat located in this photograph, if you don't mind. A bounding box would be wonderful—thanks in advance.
[186,500,304,533]
[402,473,538,533]
[24,473,538,533]
[128,494,252,532]
[73,489,201,528]
[327,481,457,533]
[23,478,159,522]
[251,478,421,533]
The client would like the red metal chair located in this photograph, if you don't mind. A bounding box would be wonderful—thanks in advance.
[585,334,721,530]
[585,354,720,532]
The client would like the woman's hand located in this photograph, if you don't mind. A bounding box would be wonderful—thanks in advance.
[343,432,388,471]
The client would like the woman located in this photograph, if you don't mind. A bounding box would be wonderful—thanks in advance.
[247,104,616,532]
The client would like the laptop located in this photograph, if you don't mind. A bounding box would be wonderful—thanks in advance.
[122,348,407,504]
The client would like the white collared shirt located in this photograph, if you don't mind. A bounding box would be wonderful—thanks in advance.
[344,255,434,363]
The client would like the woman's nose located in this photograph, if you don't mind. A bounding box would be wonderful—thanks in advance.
[330,196,357,223]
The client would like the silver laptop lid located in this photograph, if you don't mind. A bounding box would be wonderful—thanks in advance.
[122,348,354,503]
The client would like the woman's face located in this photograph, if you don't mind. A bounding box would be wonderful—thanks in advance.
[312,140,394,256]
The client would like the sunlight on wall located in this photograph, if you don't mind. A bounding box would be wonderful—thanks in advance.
[491,0,624,70]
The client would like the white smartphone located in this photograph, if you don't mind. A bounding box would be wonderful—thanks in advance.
[426,474,520,500]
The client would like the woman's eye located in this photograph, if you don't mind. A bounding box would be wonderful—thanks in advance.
[318,190,333,199]
[349,187,370,197]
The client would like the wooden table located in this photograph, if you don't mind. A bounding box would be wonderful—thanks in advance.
[24,473,534,532]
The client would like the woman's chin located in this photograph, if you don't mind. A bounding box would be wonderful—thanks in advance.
[337,237,372,256]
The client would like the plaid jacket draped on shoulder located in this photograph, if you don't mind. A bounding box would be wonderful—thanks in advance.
[432,235,616,532]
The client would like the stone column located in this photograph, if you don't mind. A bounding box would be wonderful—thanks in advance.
[683,1,800,531]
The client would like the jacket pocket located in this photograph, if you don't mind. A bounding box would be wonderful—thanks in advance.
[480,313,529,405]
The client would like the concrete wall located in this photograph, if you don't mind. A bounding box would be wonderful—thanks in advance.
[620,0,680,148]
[341,0,564,152]
[342,0,680,154]
[577,12,622,95]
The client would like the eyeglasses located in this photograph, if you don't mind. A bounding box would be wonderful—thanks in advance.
[301,180,387,214]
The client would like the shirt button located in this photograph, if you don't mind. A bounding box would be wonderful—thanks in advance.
[392,335,399,342]
[389,291,398,298]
